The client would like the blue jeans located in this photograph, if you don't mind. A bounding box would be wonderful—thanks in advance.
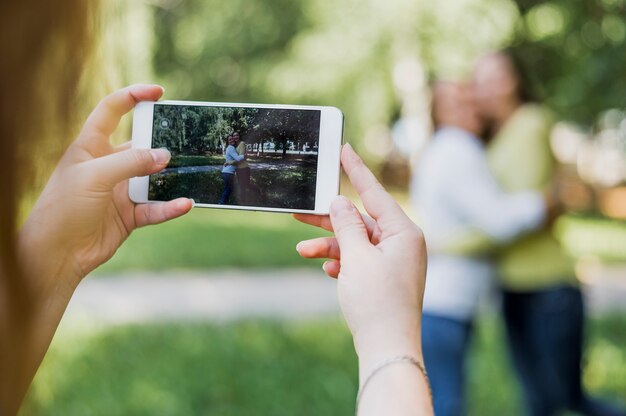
[503,286,626,416]
[219,172,235,205]
[422,313,472,416]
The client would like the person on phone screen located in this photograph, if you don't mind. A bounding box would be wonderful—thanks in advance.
[412,81,549,416]
[219,134,244,205]
[224,131,260,205]
[1,4,433,414]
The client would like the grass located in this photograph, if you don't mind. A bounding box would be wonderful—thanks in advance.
[556,213,626,262]
[97,207,626,275]
[96,208,329,274]
[22,315,626,415]
[149,167,317,209]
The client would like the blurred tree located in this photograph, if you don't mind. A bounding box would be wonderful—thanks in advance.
[146,0,626,156]
[151,0,310,102]
[148,0,519,156]
[510,0,626,125]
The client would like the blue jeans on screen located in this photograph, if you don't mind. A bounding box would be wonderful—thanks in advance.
[219,172,235,205]
[422,313,472,416]
[503,285,626,416]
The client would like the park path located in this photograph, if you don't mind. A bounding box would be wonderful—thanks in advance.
[162,161,307,175]
[60,265,626,329]
[63,269,339,327]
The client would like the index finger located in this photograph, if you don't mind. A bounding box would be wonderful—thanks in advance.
[293,212,378,239]
[79,84,164,144]
[341,143,409,232]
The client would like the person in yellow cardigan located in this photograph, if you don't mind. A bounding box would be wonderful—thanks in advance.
[472,51,625,416]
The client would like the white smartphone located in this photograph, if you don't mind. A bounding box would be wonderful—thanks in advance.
[129,100,343,214]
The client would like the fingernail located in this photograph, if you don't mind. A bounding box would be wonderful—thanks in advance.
[153,84,165,94]
[330,195,354,216]
[295,242,303,254]
[150,148,171,164]
[322,261,328,273]
[190,198,196,208]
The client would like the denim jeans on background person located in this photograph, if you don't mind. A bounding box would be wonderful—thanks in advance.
[219,172,235,205]
[503,285,626,416]
[422,313,473,416]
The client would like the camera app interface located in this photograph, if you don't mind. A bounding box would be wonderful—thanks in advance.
[149,104,321,210]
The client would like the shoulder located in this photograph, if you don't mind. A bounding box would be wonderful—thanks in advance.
[422,129,484,173]
[431,128,483,157]
[516,103,555,126]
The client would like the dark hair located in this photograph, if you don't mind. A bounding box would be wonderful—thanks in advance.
[499,48,538,103]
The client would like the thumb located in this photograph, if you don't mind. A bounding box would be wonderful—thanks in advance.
[86,147,171,189]
[329,196,371,255]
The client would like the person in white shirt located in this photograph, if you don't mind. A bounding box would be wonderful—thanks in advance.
[412,82,547,416]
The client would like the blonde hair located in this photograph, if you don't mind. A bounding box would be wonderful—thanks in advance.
[0,0,99,406]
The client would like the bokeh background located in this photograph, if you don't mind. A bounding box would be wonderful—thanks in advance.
[22,0,626,414]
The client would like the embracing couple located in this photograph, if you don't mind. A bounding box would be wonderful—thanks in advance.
[413,51,626,416]
[219,131,259,205]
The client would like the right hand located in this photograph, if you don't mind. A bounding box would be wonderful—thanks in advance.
[20,84,192,287]
[294,144,427,369]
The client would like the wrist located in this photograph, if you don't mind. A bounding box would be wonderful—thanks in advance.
[18,218,83,295]
[354,320,423,386]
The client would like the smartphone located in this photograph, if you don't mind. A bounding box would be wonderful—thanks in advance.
[129,100,343,214]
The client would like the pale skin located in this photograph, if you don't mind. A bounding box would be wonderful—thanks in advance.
[12,84,193,414]
[294,144,433,415]
[472,53,523,132]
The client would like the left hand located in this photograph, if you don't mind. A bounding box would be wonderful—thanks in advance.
[20,84,193,286]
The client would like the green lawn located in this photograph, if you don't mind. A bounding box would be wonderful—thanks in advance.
[96,209,329,274]
[97,208,626,275]
[22,315,626,415]
[556,214,626,262]
[149,167,317,209]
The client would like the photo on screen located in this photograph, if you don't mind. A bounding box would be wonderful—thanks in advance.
[148,104,321,210]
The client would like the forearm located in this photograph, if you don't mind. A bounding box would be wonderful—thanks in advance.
[10,221,82,412]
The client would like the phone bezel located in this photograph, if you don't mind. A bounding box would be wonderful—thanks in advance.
[129,100,343,215]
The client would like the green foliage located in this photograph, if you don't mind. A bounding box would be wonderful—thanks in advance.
[509,0,626,124]
[152,0,310,103]
[144,0,626,152]
[153,105,259,154]
[556,214,626,261]
[153,104,320,157]
[143,0,538,151]
[23,315,626,415]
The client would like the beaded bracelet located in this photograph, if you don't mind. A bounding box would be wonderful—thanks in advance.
[355,355,431,415]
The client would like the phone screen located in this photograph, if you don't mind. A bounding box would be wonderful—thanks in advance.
[149,104,321,210]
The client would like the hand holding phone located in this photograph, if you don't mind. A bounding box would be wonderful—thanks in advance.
[130,100,344,214]
[294,145,431,414]
[20,84,193,284]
